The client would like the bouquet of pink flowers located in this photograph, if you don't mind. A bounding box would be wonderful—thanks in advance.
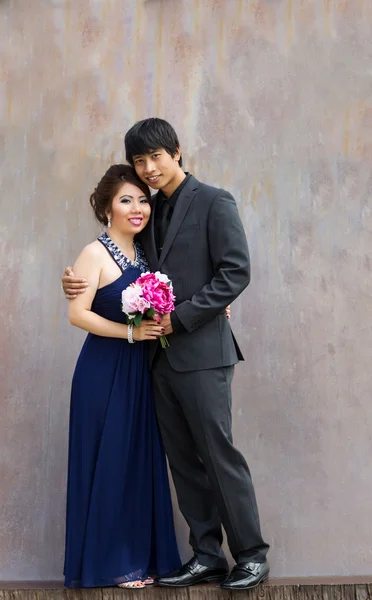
[121,271,176,348]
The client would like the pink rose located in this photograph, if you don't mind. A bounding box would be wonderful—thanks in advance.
[121,283,150,315]
[141,278,175,315]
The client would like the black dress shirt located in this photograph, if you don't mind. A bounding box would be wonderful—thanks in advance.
[154,173,191,333]
[154,173,191,254]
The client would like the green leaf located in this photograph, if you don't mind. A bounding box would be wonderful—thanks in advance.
[146,307,156,318]
[134,313,143,327]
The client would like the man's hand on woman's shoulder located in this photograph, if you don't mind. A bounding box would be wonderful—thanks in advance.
[62,267,89,300]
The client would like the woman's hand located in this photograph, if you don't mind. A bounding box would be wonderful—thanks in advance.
[225,305,231,320]
[132,320,165,342]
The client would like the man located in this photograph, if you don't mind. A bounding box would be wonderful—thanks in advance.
[62,118,269,590]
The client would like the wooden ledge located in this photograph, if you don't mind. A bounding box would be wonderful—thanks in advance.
[0,579,371,599]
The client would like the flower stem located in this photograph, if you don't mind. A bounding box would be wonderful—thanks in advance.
[159,335,170,349]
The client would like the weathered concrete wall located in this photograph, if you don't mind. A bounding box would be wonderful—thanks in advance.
[0,0,371,581]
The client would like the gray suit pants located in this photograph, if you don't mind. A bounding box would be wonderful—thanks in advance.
[152,352,269,566]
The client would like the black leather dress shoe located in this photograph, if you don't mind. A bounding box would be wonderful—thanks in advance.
[220,561,269,590]
[157,557,229,587]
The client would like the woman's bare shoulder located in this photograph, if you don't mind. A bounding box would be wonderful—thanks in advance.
[82,239,105,256]
[74,240,106,267]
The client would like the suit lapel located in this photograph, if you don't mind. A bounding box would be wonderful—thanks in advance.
[158,176,199,269]
[139,193,159,272]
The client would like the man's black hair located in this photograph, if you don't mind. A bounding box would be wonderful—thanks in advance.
[125,118,183,167]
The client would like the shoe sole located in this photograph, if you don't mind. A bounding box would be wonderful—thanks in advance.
[158,573,228,587]
[220,572,269,590]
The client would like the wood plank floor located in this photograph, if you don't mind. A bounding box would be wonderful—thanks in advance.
[0,579,371,600]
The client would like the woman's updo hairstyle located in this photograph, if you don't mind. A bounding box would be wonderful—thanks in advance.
[89,164,151,226]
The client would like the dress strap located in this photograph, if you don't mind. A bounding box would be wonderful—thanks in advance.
[97,232,149,274]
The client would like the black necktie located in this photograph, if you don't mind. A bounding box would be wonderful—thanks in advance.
[158,199,171,255]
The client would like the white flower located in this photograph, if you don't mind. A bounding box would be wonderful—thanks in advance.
[154,271,171,284]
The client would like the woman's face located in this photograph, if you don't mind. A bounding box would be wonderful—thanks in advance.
[108,181,151,235]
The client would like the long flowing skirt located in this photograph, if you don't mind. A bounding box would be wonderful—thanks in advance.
[64,335,181,588]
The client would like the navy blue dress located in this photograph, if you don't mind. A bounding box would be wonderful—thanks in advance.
[64,233,181,588]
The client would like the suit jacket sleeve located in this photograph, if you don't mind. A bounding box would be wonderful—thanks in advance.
[174,190,250,333]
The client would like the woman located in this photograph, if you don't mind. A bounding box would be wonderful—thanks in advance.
[63,164,181,589]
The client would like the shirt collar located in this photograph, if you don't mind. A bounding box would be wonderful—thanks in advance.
[158,172,191,208]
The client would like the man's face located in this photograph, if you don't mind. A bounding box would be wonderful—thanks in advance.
[132,148,181,192]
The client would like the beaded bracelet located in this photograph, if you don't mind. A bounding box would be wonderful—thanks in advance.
[128,324,135,344]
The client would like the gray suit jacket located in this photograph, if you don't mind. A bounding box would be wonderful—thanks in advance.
[139,175,250,372]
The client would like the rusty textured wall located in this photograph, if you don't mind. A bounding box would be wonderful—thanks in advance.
[1,0,372,581]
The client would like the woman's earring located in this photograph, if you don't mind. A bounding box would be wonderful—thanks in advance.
[107,216,111,228]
